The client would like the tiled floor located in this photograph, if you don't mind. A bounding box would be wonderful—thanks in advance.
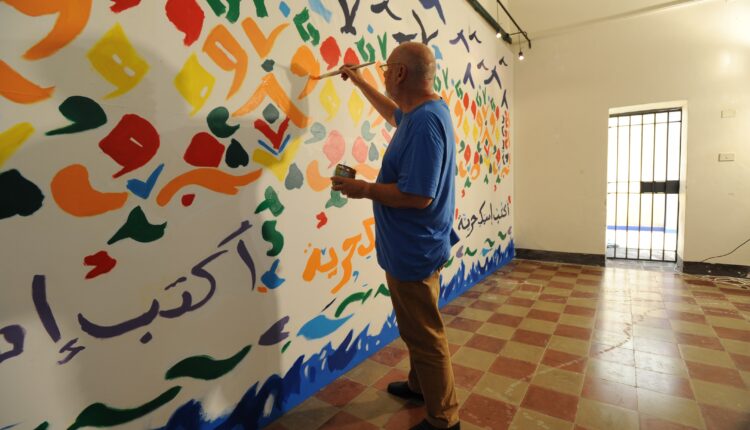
[268,259,750,430]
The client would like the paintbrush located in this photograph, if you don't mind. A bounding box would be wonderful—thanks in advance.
[310,61,376,80]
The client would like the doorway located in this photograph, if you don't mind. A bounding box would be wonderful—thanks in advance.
[606,108,683,262]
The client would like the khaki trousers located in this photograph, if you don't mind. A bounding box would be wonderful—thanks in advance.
[385,270,460,428]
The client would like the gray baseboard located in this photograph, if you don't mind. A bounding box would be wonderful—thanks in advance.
[515,248,606,267]
[678,257,749,278]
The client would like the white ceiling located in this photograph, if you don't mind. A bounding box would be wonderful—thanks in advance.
[488,0,703,38]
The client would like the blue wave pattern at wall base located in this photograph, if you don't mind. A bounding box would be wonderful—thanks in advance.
[161,240,515,430]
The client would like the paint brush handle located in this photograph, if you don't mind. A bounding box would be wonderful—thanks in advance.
[311,61,376,80]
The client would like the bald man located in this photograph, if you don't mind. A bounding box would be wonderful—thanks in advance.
[333,42,460,430]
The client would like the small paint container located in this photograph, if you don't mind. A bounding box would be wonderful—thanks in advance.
[334,163,356,179]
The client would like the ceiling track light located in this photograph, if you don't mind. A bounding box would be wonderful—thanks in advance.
[466,0,531,59]
[509,30,531,61]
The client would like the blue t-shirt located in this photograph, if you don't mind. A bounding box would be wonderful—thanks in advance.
[373,99,458,281]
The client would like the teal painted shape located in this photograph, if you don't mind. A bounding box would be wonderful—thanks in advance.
[46,96,107,136]
[368,142,379,161]
[207,107,239,138]
[262,104,279,123]
[305,122,326,144]
[107,206,166,245]
[325,190,347,208]
[255,186,284,216]
[261,220,284,256]
[68,387,181,430]
[165,345,251,380]
[297,314,353,340]
[285,163,304,190]
[226,139,249,168]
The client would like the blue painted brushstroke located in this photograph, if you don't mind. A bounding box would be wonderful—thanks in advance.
[160,240,514,430]
[432,44,443,60]
[260,259,285,289]
[297,314,353,340]
[279,2,290,17]
[309,0,332,22]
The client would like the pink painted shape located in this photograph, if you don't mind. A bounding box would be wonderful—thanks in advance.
[381,129,392,143]
[323,130,345,168]
[352,136,367,164]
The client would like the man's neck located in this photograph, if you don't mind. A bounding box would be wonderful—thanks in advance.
[397,90,440,113]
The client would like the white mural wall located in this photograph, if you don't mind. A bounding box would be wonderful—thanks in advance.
[0,0,514,428]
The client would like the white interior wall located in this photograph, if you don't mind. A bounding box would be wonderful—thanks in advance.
[515,0,750,265]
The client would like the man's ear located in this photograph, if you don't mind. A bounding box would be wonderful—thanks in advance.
[396,66,407,84]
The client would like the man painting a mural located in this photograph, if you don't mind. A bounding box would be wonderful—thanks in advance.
[332,41,461,430]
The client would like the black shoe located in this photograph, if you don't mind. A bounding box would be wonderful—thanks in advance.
[410,419,461,430]
[386,381,424,402]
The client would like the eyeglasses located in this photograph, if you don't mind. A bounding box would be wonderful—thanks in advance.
[378,63,404,72]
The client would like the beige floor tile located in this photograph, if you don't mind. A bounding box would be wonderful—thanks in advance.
[446,327,474,345]
[636,388,706,429]
[477,322,516,340]
[345,386,407,426]
[394,357,410,371]
[664,302,703,314]
[518,318,557,334]
[479,293,506,304]
[498,304,529,317]
[473,372,529,406]
[566,298,597,308]
[345,359,391,386]
[500,340,545,364]
[631,305,666,318]
[558,314,595,328]
[720,338,750,355]
[691,379,750,412]
[451,297,475,307]
[278,396,340,430]
[678,344,735,368]
[586,358,636,386]
[550,276,576,285]
[458,307,494,322]
[592,330,634,350]
[532,301,565,313]
[548,336,590,357]
[456,386,471,404]
[452,346,497,371]
[510,408,573,430]
[634,350,687,376]
[472,282,493,292]
[575,398,639,430]
[670,320,716,337]
[741,370,750,388]
[531,365,584,396]
[599,305,632,316]
[633,325,677,342]
[544,287,574,296]
[706,315,750,330]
